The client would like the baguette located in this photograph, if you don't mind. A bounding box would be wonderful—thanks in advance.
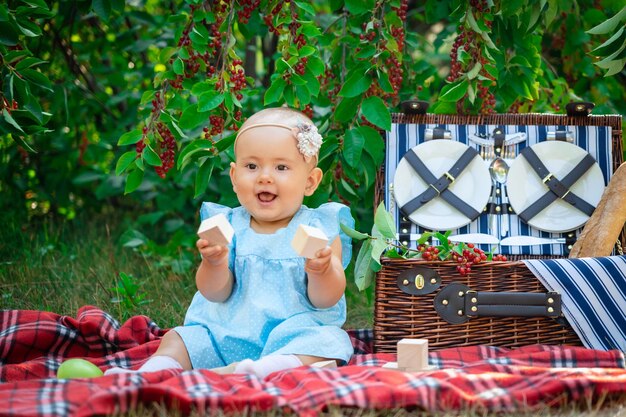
[569,162,626,258]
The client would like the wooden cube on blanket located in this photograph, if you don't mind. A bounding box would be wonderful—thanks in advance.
[382,338,430,372]
[291,225,329,258]
[398,338,429,372]
[197,213,234,246]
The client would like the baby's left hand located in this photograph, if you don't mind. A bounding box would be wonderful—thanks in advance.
[304,247,333,276]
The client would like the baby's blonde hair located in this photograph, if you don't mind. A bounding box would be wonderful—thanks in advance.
[239,107,313,131]
[234,107,321,165]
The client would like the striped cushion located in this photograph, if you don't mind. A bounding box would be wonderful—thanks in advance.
[524,255,626,350]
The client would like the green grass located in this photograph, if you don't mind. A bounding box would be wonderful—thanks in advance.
[0,212,374,329]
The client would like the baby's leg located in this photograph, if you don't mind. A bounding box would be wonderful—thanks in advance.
[105,330,192,375]
[234,354,334,379]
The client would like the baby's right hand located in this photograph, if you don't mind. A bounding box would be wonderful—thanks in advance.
[196,239,229,266]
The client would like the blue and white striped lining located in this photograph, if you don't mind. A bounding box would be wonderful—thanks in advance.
[384,123,613,255]
[523,255,626,351]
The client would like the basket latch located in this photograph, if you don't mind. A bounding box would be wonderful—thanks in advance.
[434,283,562,324]
[397,266,441,295]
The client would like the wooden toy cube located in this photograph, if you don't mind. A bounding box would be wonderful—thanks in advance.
[291,225,328,258]
[197,213,234,246]
[397,338,429,372]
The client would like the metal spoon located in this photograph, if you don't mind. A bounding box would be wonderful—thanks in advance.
[489,157,510,237]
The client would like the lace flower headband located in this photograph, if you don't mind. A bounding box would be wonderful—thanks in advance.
[234,121,323,163]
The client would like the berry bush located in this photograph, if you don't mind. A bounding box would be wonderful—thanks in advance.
[0,0,624,272]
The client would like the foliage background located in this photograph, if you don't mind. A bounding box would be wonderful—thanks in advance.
[1,0,625,315]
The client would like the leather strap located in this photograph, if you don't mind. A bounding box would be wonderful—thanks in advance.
[518,147,596,223]
[493,127,505,156]
[400,148,481,220]
[435,283,562,325]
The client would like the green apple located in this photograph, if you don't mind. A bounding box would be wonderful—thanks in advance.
[57,358,104,379]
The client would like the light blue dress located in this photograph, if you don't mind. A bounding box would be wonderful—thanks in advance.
[174,202,355,369]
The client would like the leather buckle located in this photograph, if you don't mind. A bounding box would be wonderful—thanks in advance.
[443,171,455,183]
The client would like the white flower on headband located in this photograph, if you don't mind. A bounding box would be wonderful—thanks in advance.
[295,122,323,159]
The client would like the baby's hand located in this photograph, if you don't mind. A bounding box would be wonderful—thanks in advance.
[304,246,333,276]
[196,239,229,266]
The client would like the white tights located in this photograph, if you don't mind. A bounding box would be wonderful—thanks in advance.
[104,354,302,378]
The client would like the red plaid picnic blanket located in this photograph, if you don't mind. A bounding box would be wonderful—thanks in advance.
[1,306,625,416]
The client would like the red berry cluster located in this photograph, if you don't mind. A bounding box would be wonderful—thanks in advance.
[414,241,508,276]
[294,57,307,76]
[154,122,176,178]
[359,27,377,42]
[207,115,225,136]
[229,59,246,101]
[393,0,408,20]
[416,244,441,261]
[236,0,260,24]
[385,55,403,96]
[263,2,284,35]
[302,104,313,119]
[478,83,496,113]
[449,243,487,275]
[447,2,496,114]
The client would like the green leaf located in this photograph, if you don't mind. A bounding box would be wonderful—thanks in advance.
[345,0,375,15]
[2,109,25,133]
[302,70,321,96]
[295,83,311,105]
[371,238,388,270]
[417,231,434,245]
[194,157,214,198]
[15,57,47,70]
[179,104,206,130]
[467,62,482,79]
[0,21,19,46]
[298,45,316,57]
[586,7,626,35]
[338,69,372,98]
[177,139,214,170]
[20,69,53,91]
[334,96,361,123]
[299,22,322,37]
[596,57,626,76]
[198,90,224,112]
[465,10,483,34]
[361,96,391,131]
[377,70,394,93]
[591,25,626,55]
[358,125,385,165]
[340,223,370,240]
[115,151,137,175]
[118,129,143,146]
[124,168,144,194]
[173,57,184,75]
[92,0,111,22]
[305,56,325,76]
[142,144,162,167]
[294,0,316,16]
[374,201,396,240]
[14,17,41,36]
[439,79,469,102]
[354,239,375,291]
[343,128,365,168]
[264,77,286,105]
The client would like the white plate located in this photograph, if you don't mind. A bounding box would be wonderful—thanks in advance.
[507,141,605,233]
[393,140,490,230]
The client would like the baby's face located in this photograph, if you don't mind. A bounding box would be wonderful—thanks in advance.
[230,126,321,233]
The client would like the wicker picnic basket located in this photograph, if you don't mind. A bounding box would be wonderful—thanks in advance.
[373,110,624,353]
